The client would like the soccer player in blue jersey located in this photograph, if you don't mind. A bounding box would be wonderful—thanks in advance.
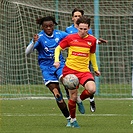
[65,8,93,35]
[25,16,72,127]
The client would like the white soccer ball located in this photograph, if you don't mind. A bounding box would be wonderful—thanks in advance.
[63,74,79,90]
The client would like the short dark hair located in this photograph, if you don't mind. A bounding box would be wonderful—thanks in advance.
[76,16,91,27]
[72,8,84,16]
[36,16,58,25]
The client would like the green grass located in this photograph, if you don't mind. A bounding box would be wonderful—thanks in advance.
[0,98,132,133]
[0,83,132,98]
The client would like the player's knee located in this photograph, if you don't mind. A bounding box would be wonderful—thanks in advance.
[85,81,96,94]
[70,96,77,102]
[91,89,96,94]
[87,88,96,94]
[54,91,63,102]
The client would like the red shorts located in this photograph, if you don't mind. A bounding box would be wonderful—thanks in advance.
[63,65,95,86]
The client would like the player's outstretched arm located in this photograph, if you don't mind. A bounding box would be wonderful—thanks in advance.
[94,70,101,76]
[98,38,108,44]
[25,34,39,56]
[25,42,34,56]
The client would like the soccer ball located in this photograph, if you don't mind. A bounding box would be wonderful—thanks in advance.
[63,74,79,90]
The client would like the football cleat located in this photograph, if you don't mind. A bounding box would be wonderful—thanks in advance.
[66,119,71,127]
[77,102,85,114]
[71,120,80,128]
[90,101,96,112]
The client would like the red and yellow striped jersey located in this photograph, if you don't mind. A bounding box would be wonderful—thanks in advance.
[59,33,97,72]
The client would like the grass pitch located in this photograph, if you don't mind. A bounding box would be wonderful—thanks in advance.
[0,98,132,133]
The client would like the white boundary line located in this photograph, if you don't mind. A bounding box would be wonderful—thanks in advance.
[0,97,133,101]
[1,113,130,117]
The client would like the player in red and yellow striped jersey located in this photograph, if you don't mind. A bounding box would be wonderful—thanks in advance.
[66,8,107,113]
[54,16,105,128]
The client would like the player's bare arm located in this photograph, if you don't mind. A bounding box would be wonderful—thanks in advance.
[98,38,108,44]
[53,62,60,69]
[94,70,101,76]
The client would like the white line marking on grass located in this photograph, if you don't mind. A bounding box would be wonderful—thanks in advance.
[0,97,133,101]
[1,113,130,117]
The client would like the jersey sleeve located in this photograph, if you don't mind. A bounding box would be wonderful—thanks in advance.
[90,53,98,71]
[59,35,70,49]
[25,40,34,56]
[90,38,97,53]
[54,45,63,62]
[34,40,40,49]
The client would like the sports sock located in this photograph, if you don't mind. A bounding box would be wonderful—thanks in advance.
[90,97,94,102]
[61,106,70,118]
[77,96,82,103]
[68,99,76,118]
[90,94,94,99]
[66,116,71,120]
[80,89,91,101]
[70,118,76,123]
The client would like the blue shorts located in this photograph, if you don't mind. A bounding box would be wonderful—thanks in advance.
[40,62,65,86]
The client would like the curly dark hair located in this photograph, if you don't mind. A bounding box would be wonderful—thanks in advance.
[36,16,58,25]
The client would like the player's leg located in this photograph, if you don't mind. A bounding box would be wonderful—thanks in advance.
[63,85,70,99]
[78,72,96,112]
[57,63,70,99]
[61,65,85,114]
[41,66,71,127]
[68,89,80,128]
[89,62,96,112]
[47,83,71,127]
[90,94,96,112]
[61,76,85,114]
[80,81,96,100]
[79,80,96,114]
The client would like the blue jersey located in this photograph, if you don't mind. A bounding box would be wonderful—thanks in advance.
[65,24,93,35]
[33,30,68,66]
[28,29,68,85]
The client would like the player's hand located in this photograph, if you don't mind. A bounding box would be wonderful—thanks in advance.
[95,70,101,76]
[33,34,39,43]
[98,38,108,44]
[53,62,60,69]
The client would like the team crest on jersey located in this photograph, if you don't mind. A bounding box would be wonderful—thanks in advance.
[44,47,49,52]
[55,38,59,43]
[87,42,92,46]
